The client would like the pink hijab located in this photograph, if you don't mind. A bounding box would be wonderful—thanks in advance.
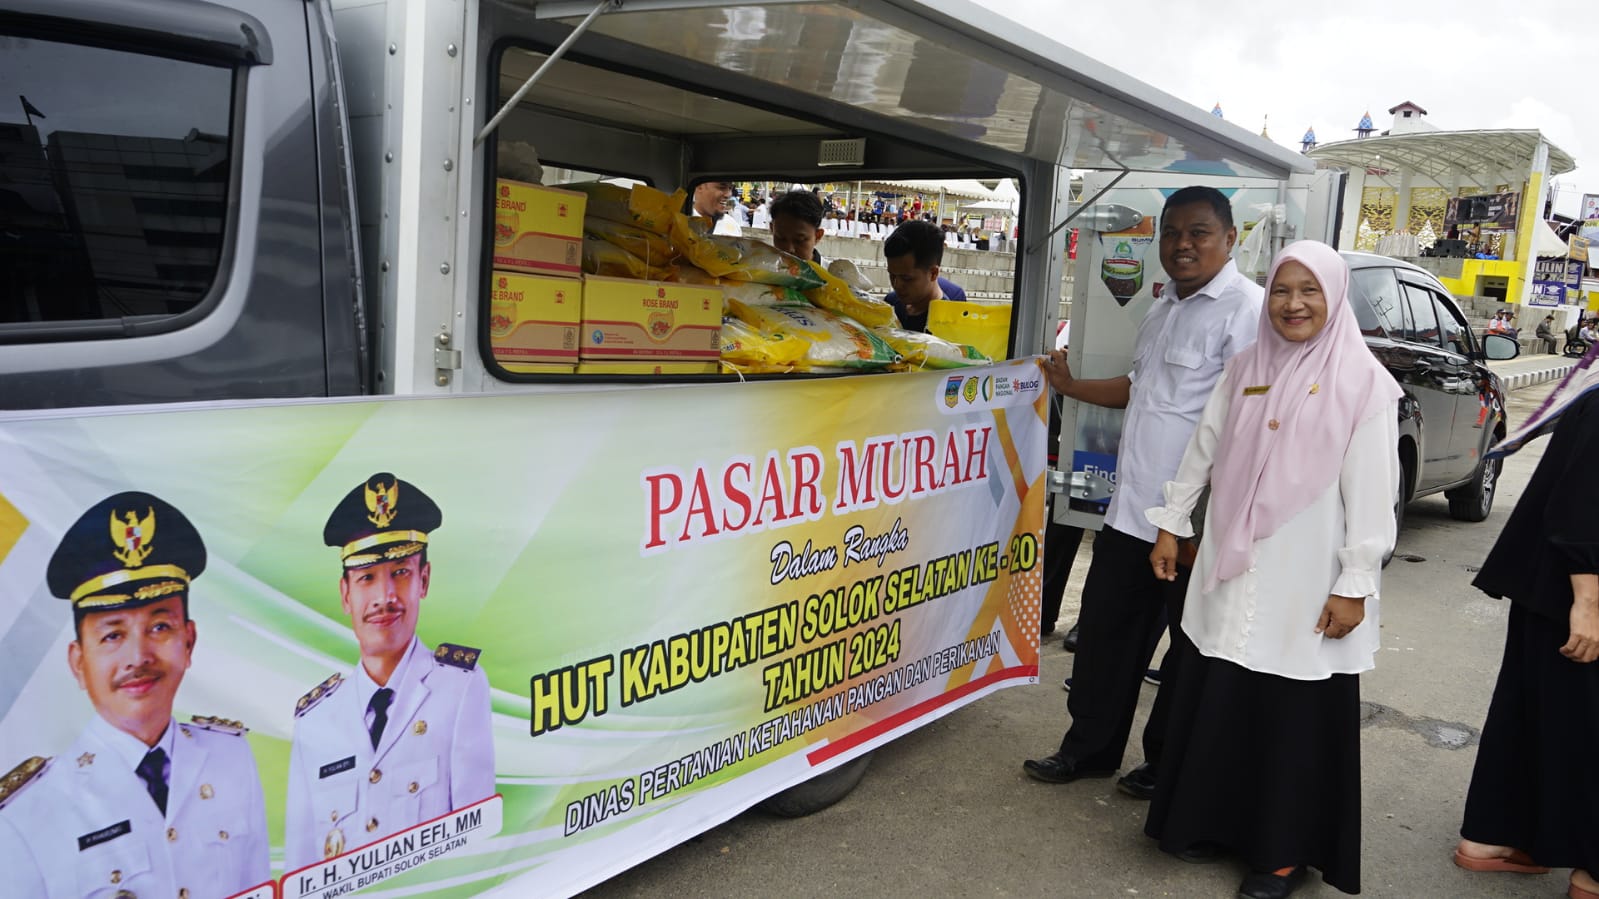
[1204,240,1402,591]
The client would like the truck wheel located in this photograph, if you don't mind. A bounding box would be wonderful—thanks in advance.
[1446,455,1500,522]
[756,753,872,818]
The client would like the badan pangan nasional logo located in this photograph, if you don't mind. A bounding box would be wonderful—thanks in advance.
[935,363,1046,415]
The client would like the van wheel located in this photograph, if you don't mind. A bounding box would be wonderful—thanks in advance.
[1446,455,1500,522]
[757,753,872,818]
[1383,461,1409,568]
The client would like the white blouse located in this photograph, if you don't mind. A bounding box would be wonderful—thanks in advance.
[1145,369,1399,681]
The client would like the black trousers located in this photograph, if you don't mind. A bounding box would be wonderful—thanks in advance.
[1040,500,1085,633]
[1056,525,1189,771]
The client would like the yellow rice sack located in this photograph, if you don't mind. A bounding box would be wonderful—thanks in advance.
[568,182,683,235]
[721,281,807,307]
[582,238,676,281]
[584,218,675,267]
[874,327,991,369]
[670,215,825,290]
[668,264,722,286]
[720,315,807,371]
[802,261,898,328]
[726,299,899,371]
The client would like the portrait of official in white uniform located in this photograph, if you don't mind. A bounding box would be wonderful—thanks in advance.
[285,472,495,870]
[0,491,270,899]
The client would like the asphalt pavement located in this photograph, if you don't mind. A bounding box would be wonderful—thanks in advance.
[582,380,1571,899]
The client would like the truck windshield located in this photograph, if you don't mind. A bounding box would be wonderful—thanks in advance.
[0,34,233,328]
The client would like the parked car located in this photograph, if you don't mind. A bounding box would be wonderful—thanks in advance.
[1342,252,1519,552]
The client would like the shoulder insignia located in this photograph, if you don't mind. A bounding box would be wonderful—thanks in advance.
[433,642,483,671]
[295,673,344,718]
[0,756,50,810]
[188,715,248,736]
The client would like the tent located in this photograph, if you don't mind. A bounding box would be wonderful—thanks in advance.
[1532,220,1570,258]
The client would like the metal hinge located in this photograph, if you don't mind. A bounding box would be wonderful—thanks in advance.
[434,329,461,386]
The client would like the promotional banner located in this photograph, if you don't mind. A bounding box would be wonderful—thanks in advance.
[0,361,1046,898]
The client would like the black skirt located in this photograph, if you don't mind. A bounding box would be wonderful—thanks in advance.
[1461,602,1599,872]
[1145,640,1363,894]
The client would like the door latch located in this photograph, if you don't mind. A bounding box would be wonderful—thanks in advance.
[434,329,461,386]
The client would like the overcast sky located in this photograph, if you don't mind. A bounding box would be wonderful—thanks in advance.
[974,0,1596,218]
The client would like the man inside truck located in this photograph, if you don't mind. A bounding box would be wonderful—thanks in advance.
[1023,186,1261,801]
[687,180,742,236]
[884,220,968,332]
[768,189,828,264]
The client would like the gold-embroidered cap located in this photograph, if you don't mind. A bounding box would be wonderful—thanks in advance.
[47,492,206,612]
[323,473,443,569]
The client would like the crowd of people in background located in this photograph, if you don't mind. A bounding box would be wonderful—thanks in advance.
[723,186,1016,250]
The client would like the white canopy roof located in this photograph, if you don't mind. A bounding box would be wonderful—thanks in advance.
[1308,129,1576,182]
[866,178,995,200]
[1533,221,1570,258]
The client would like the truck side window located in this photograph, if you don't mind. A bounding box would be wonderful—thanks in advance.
[1349,267,1402,337]
[0,35,233,329]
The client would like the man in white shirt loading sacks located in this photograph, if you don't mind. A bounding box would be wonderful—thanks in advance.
[1022,186,1262,800]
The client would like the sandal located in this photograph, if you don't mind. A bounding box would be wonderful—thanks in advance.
[1452,847,1549,874]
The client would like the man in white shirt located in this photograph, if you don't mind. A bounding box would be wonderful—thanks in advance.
[1023,187,1261,800]
[687,180,742,237]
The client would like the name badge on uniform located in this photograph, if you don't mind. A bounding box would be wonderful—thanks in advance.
[1242,385,1271,396]
[320,756,357,779]
[78,820,131,851]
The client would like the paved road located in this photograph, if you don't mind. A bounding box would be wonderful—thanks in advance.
[583,381,1569,899]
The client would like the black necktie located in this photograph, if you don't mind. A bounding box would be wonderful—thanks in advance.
[136,747,169,816]
[368,687,395,749]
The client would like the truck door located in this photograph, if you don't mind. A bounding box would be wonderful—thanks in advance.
[0,0,359,409]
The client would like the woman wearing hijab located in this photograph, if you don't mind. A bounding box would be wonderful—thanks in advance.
[1453,344,1599,899]
[1141,240,1401,898]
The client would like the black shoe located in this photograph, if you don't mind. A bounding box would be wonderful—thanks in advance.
[1022,753,1115,784]
[1042,622,1057,636]
[1238,866,1306,899]
[1062,677,1073,692]
[1116,762,1157,800]
[1143,668,1161,686]
[1061,624,1080,652]
[1174,842,1224,864]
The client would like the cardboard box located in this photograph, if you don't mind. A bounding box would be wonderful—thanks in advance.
[493,179,585,276]
[580,276,722,361]
[577,361,720,375]
[502,362,575,375]
[489,271,581,366]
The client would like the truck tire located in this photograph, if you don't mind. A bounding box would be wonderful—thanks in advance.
[1446,454,1500,523]
[756,753,872,818]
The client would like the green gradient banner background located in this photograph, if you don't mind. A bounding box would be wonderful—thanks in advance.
[0,361,1048,897]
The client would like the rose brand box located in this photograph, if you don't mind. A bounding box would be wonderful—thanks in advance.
[488,270,581,367]
[577,361,720,375]
[580,276,721,361]
[492,179,585,276]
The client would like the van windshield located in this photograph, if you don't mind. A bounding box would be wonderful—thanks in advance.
[0,34,233,328]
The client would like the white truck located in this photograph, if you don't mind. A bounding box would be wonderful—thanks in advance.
[0,1,1314,894]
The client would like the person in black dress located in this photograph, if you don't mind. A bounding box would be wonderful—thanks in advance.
[1454,381,1599,899]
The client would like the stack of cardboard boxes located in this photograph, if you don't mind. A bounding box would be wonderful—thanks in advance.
[490,179,722,376]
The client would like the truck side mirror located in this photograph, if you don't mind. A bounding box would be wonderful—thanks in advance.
[1482,332,1520,361]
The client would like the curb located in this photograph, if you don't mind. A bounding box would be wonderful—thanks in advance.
[1498,360,1576,391]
